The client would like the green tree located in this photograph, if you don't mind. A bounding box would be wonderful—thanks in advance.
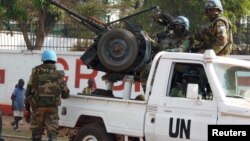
[0,0,62,50]
[1,0,249,50]
[138,0,205,34]
[59,0,142,37]
[0,7,3,30]
[61,0,107,38]
[140,0,250,33]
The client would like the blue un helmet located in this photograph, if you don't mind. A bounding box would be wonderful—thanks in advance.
[41,50,57,62]
[172,16,189,31]
[205,0,223,11]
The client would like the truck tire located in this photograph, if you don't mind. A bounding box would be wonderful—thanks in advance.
[74,123,114,141]
[97,28,139,72]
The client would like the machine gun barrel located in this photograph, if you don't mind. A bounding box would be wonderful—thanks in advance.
[48,0,165,82]
[108,6,157,25]
[48,0,109,34]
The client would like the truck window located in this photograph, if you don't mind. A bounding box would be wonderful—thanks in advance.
[168,63,212,100]
[213,63,250,99]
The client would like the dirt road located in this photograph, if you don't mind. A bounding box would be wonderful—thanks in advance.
[2,115,68,141]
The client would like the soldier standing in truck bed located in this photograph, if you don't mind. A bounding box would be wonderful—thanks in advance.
[193,0,233,55]
[140,16,193,90]
[159,16,193,52]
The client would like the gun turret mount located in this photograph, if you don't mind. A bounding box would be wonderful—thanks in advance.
[49,0,173,82]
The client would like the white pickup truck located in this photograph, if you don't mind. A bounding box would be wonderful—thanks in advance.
[58,50,250,141]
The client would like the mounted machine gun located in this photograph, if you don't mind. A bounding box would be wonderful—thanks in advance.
[49,0,173,82]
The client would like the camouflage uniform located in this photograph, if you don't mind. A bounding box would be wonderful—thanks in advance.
[169,82,186,97]
[160,32,192,52]
[25,63,69,141]
[140,16,192,91]
[159,16,192,52]
[170,68,203,98]
[197,0,233,55]
[200,15,233,55]
[170,81,205,98]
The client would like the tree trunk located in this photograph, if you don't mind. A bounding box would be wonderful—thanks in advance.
[19,22,33,50]
[35,10,47,50]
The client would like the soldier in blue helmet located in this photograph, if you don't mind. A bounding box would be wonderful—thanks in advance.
[194,0,233,55]
[140,16,193,90]
[25,50,70,141]
[159,15,193,52]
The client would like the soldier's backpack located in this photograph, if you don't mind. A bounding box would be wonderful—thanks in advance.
[32,65,61,107]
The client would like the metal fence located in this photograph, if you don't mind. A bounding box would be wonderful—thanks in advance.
[1,25,250,54]
[0,30,94,51]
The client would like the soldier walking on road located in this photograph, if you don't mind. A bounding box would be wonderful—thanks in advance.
[25,50,70,141]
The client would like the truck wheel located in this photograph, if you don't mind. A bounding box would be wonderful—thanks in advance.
[97,28,139,72]
[74,123,114,141]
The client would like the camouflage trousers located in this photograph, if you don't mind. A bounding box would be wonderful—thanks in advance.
[30,107,59,141]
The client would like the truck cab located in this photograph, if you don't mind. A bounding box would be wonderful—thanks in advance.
[59,50,250,141]
[144,50,250,140]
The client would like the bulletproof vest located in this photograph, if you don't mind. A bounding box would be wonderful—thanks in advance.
[32,64,61,107]
[202,16,233,55]
[160,33,190,51]
[215,16,233,55]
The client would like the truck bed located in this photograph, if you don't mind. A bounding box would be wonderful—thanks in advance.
[58,93,147,137]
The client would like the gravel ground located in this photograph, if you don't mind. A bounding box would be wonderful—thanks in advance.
[2,115,68,141]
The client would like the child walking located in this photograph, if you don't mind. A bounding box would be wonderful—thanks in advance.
[11,79,25,131]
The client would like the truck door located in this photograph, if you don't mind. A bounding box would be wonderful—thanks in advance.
[149,61,218,141]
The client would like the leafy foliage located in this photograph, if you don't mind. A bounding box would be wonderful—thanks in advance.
[136,0,250,34]
[61,0,107,38]
[0,0,62,50]
[0,0,250,50]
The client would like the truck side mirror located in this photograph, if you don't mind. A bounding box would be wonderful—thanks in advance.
[186,84,199,99]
